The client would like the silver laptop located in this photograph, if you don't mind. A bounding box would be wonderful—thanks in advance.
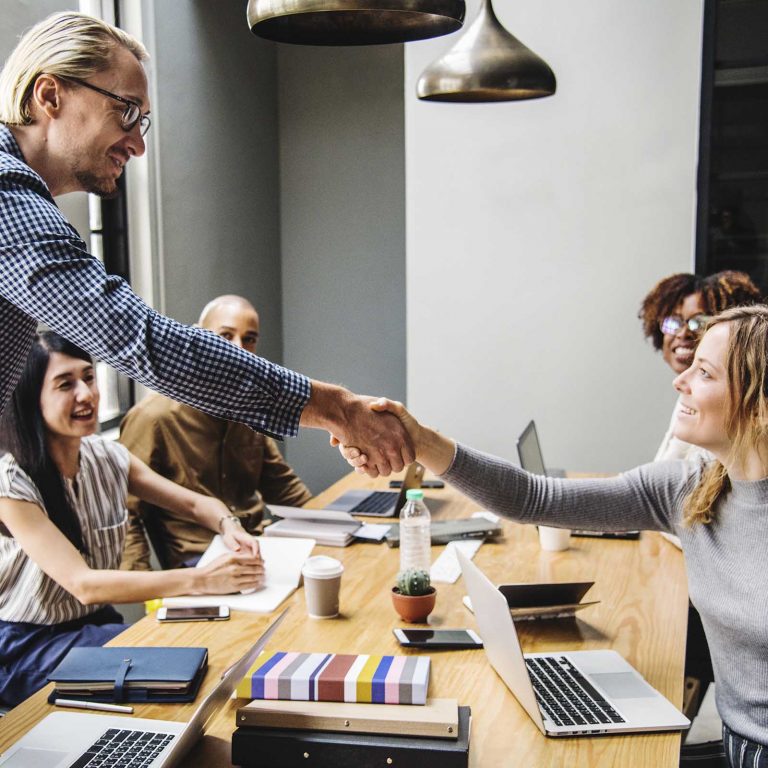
[457,551,689,737]
[325,462,425,517]
[0,609,288,768]
[516,419,565,478]
[516,420,639,540]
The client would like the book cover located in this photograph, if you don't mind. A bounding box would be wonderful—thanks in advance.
[231,705,471,768]
[236,652,430,705]
[236,698,460,739]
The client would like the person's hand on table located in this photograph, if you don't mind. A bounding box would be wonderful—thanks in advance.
[197,550,265,594]
[220,515,261,559]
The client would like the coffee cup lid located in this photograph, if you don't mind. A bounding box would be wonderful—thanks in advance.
[302,555,344,579]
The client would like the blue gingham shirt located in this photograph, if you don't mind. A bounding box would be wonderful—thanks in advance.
[0,125,310,437]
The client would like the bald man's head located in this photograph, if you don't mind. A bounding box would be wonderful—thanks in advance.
[198,295,260,353]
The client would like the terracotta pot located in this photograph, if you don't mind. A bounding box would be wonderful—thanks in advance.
[391,586,436,623]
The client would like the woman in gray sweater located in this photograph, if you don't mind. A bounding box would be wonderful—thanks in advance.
[343,305,768,767]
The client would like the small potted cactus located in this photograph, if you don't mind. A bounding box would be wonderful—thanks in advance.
[391,568,436,623]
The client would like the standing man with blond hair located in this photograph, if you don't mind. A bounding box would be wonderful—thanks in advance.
[120,295,313,571]
[0,11,411,475]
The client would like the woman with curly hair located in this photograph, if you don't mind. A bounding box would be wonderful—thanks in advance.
[639,270,761,462]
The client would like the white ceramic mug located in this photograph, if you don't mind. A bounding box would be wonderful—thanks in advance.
[538,526,571,552]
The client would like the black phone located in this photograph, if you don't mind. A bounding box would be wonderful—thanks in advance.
[389,479,445,489]
[392,628,482,649]
[157,605,230,622]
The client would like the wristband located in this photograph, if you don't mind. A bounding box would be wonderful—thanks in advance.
[218,514,242,534]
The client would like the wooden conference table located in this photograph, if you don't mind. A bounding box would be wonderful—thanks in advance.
[0,470,688,767]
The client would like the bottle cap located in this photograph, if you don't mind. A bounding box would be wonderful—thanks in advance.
[405,489,425,501]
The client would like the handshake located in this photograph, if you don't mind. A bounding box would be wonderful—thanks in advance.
[301,383,455,478]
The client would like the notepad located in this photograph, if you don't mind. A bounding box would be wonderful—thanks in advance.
[48,646,208,703]
[163,535,315,613]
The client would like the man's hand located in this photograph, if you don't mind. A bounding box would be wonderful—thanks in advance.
[300,382,415,477]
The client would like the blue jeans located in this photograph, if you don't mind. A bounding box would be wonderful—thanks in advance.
[0,605,127,708]
[724,724,768,768]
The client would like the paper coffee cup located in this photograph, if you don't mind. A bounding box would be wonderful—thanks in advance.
[538,526,571,552]
[301,556,344,619]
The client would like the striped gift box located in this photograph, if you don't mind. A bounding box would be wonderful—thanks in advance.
[235,652,430,705]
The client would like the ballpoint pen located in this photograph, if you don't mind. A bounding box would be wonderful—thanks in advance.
[54,698,134,714]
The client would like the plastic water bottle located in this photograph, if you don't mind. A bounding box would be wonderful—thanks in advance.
[399,489,431,572]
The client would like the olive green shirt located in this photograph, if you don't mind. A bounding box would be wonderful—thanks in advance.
[118,392,312,570]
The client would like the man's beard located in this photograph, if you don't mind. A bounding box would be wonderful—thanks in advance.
[74,169,119,199]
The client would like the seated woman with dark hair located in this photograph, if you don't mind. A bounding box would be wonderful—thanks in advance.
[342,305,768,768]
[0,332,264,707]
[638,269,761,462]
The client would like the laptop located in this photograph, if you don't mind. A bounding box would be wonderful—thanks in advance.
[325,462,425,517]
[516,419,566,478]
[457,550,689,737]
[516,420,639,540]
[0,609,288,768]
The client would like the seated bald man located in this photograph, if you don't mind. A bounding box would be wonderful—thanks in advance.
[119,296,312,570]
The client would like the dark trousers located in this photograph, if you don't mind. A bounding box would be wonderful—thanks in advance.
[724,725,768,768]
[0,605,127,708]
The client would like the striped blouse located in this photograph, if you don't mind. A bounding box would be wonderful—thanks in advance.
[0,435,130,624]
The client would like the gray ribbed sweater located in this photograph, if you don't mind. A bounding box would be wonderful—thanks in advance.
[443,443,768,745]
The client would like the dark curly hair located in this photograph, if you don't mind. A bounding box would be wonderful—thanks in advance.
[639,270,762,351]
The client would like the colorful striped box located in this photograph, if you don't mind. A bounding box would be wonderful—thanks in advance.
[235,652,430,705]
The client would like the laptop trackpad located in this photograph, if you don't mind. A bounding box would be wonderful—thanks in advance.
[590,672,654,699]
[1,748,69,768]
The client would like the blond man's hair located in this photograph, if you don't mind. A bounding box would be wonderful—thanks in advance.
[684,304,768,524]
[0,11,148,126]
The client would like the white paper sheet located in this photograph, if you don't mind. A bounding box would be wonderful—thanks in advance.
[163,535,315,613]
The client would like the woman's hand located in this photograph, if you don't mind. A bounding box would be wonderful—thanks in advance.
[197,551,265,594]
[219,515,261,559]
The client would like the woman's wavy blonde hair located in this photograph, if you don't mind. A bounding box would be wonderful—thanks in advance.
[0,11,147,127]
[684,304,768,525]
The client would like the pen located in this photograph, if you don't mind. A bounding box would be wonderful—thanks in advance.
[54,698,134,714]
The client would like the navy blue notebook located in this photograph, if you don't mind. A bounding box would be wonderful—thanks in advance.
[47,646,208,703]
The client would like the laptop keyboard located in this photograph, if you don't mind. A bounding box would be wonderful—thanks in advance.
[525,656,626,728]
[68,728,174,768]
[349,491,395,515]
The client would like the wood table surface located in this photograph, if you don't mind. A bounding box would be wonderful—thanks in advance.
[0,469,688,767]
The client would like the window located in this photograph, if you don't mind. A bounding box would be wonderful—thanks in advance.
[697,0,768,292]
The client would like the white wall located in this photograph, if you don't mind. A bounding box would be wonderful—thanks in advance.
[405,0,704,472]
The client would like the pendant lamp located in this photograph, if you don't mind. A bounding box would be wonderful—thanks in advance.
[417,0,556,102]
[247,0,465,46]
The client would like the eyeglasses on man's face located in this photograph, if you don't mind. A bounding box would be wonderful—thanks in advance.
[58,75,151,137]
[660,314,711,336]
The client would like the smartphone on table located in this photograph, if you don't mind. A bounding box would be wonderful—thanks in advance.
[389,479,445,489]
[392,628,482,649]
[156,605,230,622]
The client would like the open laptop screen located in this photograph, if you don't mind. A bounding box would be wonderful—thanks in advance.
[516,420,547,475]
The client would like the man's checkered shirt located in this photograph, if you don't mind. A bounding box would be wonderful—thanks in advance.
[0,125,310,438]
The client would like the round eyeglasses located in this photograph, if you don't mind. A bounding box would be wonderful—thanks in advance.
[58,75,151,137]
[659,314,711,336]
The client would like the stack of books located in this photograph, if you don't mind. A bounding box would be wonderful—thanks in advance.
[232,698,471,767]
[232,651,470,766]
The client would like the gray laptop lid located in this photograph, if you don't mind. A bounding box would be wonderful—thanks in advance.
[516,420,547,476]
[456,550,546,733]
[162,607,289,765]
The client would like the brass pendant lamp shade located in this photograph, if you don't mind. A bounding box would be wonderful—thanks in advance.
[247,0,466,46]
[417,0,556,102]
